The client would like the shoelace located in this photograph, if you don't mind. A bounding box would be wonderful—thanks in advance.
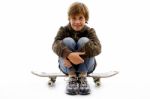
[79,77,88,87]
[68,78,78,87]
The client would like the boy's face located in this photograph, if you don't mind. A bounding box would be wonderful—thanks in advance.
[69,14,86,31]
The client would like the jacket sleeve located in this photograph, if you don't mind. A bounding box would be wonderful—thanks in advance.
[78,28,101,58]
[52,27,72,58]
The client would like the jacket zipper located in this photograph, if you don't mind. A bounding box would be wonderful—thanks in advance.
[75,33,77,40]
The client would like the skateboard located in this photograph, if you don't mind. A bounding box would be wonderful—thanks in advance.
[31,71,119,87]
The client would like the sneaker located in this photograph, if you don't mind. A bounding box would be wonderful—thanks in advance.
[78,77,91,95]
[66,77,79,95]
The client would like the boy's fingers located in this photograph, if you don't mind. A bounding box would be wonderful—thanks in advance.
[79,57,84,63]
[78,52,85,55]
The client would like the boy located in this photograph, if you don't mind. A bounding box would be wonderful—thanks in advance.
[52,2,101,95]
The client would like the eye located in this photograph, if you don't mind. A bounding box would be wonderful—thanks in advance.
[72,17,76,20]
[79,16,83,20]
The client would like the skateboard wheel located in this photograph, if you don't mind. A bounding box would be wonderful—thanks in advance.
[48,77,56,86]
[93,77,101,87]
[49,77,56,83]
[48,80,54,86]
[95,81,101,87]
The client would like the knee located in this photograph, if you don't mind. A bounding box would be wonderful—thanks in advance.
[77,37,89,46]
[62,37,75,45]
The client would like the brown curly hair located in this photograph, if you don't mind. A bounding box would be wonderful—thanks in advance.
[68,2,89,23]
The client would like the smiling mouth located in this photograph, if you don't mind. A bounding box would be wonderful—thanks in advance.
[74,25,81,28]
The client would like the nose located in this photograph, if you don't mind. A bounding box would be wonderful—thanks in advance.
[74,19,80,24]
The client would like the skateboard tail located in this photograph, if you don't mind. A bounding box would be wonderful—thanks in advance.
[100,71,119,78]
[31,71,49,77]
[88,71,119,78]
[31,71,67,77]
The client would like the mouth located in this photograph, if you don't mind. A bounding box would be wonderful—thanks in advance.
[74,25,81,28]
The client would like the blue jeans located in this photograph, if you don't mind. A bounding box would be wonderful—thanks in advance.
[58,37,96,74]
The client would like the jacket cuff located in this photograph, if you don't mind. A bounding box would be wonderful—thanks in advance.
[62,47,72,58]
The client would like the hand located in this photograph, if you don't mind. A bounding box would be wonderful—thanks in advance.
[67,52,85,65]
[64,58,72,68]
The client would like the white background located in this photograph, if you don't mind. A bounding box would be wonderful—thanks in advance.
[0,0,150,99]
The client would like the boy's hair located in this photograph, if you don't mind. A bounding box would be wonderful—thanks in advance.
[68,2,89,23]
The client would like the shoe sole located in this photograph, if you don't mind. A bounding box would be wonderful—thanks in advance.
[79,92,90,95]
[66,90,78,95]
[79,90,91,95]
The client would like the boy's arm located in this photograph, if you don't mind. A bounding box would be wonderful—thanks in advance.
[78,28,101,58]
[52,27,72,58]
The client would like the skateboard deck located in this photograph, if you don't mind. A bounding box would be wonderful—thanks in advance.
[31,71,118,87]
[31,71,118,78]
